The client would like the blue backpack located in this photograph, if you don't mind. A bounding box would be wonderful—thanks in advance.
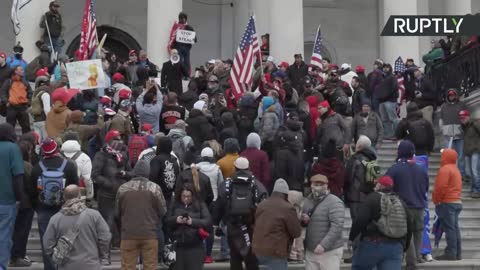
[38,159,68,207]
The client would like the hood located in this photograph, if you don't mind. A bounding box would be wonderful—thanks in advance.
[357,146,377,160]
[221,111,235,127]
[306,95,319,109]
[262,97,275,112]
[406,102,419,114]
[61,140,81,153]
[240,94,256,108]
[441,148,458,166]
[189,108,204,118]
[52,101,68,113]
[0,123,16,142]
[167,128,187,139]
[157,137,173,154]
[246,133,261,149]
[197,162,218,173]
[285,119,302,132]
[398,140,415,159]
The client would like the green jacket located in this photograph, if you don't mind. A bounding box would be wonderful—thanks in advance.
[462,119,480,156]
[422,48,443,65]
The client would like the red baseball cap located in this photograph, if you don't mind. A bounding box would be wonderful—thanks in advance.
[105,130,121,143]
[318,100,330,109]
[458,110,470,118]
[142,123,153,132]
[0,52,6,59]
[278,61,289,69]
[118,88,132,100]
[355,65,366,73]
[112,72,125,82]
[377,176,394,188]
[51,87,80,105]
[129,50,137,56]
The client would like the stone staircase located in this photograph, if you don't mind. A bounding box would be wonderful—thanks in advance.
[15,141,480,269]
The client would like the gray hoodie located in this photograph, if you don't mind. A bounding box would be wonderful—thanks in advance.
[197,161,224,200]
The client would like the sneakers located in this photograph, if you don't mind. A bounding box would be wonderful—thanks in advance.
[9,257,32,267]
[204,256,214,264]
[435,254,457,261]
[423,254,434,262]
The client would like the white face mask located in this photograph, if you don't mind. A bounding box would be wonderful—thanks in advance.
[311,185,328,197]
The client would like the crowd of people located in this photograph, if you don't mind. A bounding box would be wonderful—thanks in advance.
[0,2,479,270]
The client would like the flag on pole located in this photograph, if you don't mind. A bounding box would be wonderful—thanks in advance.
[230,16,261,100]
[167,22,185,54]
[78,0,98,60]
[11,0,32,35]
[310,25,323,68]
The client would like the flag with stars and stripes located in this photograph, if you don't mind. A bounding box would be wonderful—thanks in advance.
[78,0,98,60]
[230,16,261,100]
[310,25,323,68]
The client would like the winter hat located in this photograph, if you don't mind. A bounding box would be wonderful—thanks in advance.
[355,65,365,73]
[374,59,384,67]
[129,50,137,56]
[119,99,131,111]
[35,67,50,84]
[174,119,188,130]
[70,110,84,124]
[104,108,116,116]
[318,100,330,109]
[377,175,394,188]
[266,56,275,64]
[224,138,240,154]
[118,88,132,100]
[234,157,249,170]
[361,99,371,107]
[41,137,58,155]
[273,178,289,195]
[458,110,470,118]
[246,133,261,150]
[105,130,121,143]
[201,147,214,158]
[310,174,328,184]
[52,87,79,105]
[193,100,206,111]
[398,140,415,159]
[112,72,125,82]
[63,131,80,142]
[199,93,209,103]
[100,96,112,106]
[447,89,458,97]
[262,96,275,112]
[134,159,150,178]
[0,52,6,59]
[221,111,234,125]
[406,102,419,114]
[340,63,351,71]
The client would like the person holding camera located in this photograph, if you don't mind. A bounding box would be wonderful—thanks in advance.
[166,183,212,270]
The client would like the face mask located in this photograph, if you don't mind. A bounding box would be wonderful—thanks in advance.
[311,185,328,197]
[360,112,368,117]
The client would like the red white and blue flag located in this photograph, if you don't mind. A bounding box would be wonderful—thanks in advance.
[310,25,323,68]
[78,0,98,60]
[230,16,261,100]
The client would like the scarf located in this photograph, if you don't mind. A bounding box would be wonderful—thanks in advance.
[61,198,87,216]
[104,144,123,163]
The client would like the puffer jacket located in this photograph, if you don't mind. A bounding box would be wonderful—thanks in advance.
[46,101,71,138]
[136,89,163,133]
[259,105,279,143]
[344,147,377,204]
[440,98,467,139]
[92,147,131,199]
[61,140,94,199]
[351,111,383,144]
[166,200,212,248]
[175,167,214,206]
[187,109,213,149]
[462,119,480,156]
[196,160,224,201]
[303,193,345,252]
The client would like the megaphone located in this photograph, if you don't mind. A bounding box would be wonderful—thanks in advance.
[171,54,180,64]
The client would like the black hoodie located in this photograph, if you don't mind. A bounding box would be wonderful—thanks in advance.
[395,102,434,155]
[273,130,305,192]
[274,118,305,154]
[149,137,180,201]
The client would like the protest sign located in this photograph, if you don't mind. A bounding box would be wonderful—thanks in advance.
[66,59,109,90]
[176,29,196,44]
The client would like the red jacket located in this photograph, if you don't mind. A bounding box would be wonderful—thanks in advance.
[241,147,271,190]
[311,158,345,198]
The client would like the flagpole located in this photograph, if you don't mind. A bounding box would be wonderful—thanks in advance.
[44,17,57,62]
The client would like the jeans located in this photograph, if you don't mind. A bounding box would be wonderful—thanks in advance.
[6,106,30,134]
[257,256,288,270]
[177,46,191,75]
[11,207,34,259]
[120,239,158,270]
[43,35,64,55]
[33,121,47,144]
[436,203,462,258]
[379,101,399,138]
[351,240,403,270]
[465,153,480,193]
[0,204,16,269]
[37,207,59,270]
[220,222,230,260]
[445,137,465,176]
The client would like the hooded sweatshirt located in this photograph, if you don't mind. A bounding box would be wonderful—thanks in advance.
[432,149,462,204]
[46,101,72,138]
[136,89,163,133]
[197,159,224,201]
[241,133,271,190]
[439,91,467,139]
[61,140,93,199]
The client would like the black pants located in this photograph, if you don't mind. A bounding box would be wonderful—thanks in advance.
[6,105,30,134]
[11,208,34,259]
[174,245,205,270]
[228,235,259,270]
[98,195,120,247]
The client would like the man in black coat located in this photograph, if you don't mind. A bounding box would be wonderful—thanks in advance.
[287,54,308,93]
[161,49,189,96]
[413,68,436,124]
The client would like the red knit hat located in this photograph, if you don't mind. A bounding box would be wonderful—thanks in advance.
[105,130,121,143]
[355,65,366,73]
[111,72,125,82]
[51,87,80,105]
[318,100,330,109]
[41,137,58,155]
[118,88,132,100]
[377,176,394,188]
[142,123,153,132]
[129,50,137,56]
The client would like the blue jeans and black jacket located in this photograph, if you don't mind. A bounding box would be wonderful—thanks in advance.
[379,101,399,138]
[37,206,59,270]
[465,153,480,193]
[352,240,403,270]
[436,203,462,258]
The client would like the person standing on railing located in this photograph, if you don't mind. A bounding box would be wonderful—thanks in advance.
[412,68,436,124]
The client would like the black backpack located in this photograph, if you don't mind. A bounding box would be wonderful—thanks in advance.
[226,175,257,217]
[406,119,429,147]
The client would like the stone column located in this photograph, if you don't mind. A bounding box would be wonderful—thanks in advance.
[233,0,249,49]
[251,0,271,37]
[15,0,50,62]
[269,0,304,63]
[380,0,420,65]
[445,0,471,15]
[147,0,182,66]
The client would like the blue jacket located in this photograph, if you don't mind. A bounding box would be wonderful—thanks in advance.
[6,56,28,70]
[386,159,429,209]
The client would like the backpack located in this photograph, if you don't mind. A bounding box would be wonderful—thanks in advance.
[52,211,86,267]
[38,159,68,207]
[61,151,82,183]
[226,175,257,217]
[361,159,381,185]
[406,119,429,147]
[374,192,408,238]
[128,134,148,167]
[31,90,46,117]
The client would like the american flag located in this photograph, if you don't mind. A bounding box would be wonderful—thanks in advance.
[310,25,323,68]
[78,0,97,60]
[230,16,260,100]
